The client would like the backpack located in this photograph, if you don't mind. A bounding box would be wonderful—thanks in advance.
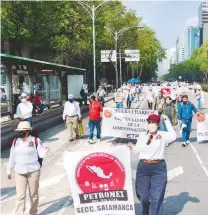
[13,137,43,167]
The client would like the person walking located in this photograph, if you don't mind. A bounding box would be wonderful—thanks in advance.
[127,114,176,215]
[96,86,106,107]
[7,121,49,215]
[159,97,177,146]
[16,93,33,125]
[195,89,203,110]
[126,89,134,109]
[147,88,155,110]
[88,95,103,144]
[63,94,81,142]
[114,89,124,109]
[178,95,200,147]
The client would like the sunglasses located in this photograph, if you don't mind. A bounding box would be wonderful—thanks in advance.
[21,96,27,99]
[147,134,153,145]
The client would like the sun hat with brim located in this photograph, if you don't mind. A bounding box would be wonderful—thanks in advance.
[15,121,33,131]
[147,114,160,122]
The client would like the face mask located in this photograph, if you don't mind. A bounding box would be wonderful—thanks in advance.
[68,99,74,103]
[17,131,27,138]
[21,99,27,103]
[183,101,187,104]
[148,124,158,133]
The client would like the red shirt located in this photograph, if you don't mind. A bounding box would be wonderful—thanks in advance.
[89,100,103,120]
[34,94,41,105]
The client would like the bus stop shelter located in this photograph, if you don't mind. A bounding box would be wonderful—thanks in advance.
[0,53,86,119]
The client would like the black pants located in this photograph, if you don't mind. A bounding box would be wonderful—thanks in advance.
[127,100,131,109]
[148,102,153,109]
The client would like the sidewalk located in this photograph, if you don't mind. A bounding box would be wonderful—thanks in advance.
[1,95,114,151]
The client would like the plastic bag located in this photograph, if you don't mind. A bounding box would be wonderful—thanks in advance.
[78,121,84,135]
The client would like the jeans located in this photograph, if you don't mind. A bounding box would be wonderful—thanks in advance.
[89,120,101,140]
[23,117,32,126]
[197,97,202,109]
[116,102,123,109]
[136,160,167,215]
[181,118,192,142]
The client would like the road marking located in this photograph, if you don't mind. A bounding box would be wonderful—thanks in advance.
[167,166,184,181]
[132,166,184,181]
[190,143,208,177]
[40,173,65,189]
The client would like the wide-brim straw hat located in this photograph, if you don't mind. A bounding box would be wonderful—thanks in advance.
[15,121,33,131]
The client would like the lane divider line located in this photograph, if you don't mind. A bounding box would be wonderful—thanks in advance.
[190,143,208,177]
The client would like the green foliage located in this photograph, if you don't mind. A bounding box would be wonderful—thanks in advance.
[1,0,166,82]
[163,41,208,81]
[201,84,208,92]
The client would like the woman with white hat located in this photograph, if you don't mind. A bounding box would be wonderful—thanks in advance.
[7,121,49,215]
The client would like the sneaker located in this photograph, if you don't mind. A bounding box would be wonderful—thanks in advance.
[88,139,95,144]
[69,139,73,142]
[186,140,191,145]
[166,143,169,147]
[97,139,101,143]
[182,142,187,147]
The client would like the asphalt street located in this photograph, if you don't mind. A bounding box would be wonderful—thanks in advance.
[1,91,208,215]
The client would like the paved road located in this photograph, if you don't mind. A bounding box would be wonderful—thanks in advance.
[1,91,208,215]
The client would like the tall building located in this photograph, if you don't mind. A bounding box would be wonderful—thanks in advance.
[184,26,199,59]
[198,1,208,45]
[176,34,185,63]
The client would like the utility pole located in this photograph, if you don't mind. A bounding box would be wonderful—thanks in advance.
[119,48,122,86]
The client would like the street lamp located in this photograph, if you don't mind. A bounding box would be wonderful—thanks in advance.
[105,25,144,88]
[76,0,110,92]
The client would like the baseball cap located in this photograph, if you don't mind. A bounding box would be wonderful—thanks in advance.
[147,114,160,122]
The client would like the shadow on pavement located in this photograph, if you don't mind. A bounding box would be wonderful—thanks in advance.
[135,192,200,215]
[39,196,73,215]
[0,186,16,201]
[164,192,200,214]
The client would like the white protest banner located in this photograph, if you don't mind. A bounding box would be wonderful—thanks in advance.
[197,114,208,142]
[64,146,135,215]
[102,108,157,139]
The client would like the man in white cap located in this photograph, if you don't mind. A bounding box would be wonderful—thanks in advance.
[63,94,81,141]
[16,92,33,125]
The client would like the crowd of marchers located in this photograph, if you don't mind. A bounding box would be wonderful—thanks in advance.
[6,80,207,215]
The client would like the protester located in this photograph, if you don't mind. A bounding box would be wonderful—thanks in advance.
[80,84,88,105]
[155,91,164,110]
[63,94,81,142]
[114,88,124,108]
[159,97,177,144]
[171,87,177,104]
[7,121,49,215]
[96,86,105,106]
[147,87,155,110]
[88,95,103,144]
[127,114,176,215]
[16,92,33,125]
[178,95,200,147]
[126,89,134,109]
[195,89,203,110]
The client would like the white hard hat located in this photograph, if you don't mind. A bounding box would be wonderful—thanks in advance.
[15,121,32,131]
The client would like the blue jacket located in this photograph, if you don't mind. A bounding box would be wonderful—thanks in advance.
[178,102,198,120]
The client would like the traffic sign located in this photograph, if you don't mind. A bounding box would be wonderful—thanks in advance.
[101,50,116,62]
[125,50,140,62]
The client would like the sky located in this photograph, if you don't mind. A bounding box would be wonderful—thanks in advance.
[124,0,202,49]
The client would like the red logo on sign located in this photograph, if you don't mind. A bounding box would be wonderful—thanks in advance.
[76,152,125,193]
